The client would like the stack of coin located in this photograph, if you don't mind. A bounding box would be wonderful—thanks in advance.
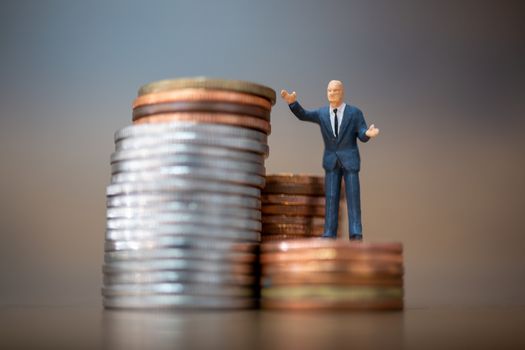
[261,174,331,241]
[260,239,404,310]
[102,77,276,309]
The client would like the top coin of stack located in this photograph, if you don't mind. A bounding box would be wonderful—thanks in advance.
[261,174,341,241]
[260,239,404,310]
[133,77,275,133]
[102,77,276,310]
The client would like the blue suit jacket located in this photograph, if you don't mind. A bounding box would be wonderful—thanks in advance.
[289,101,370,172]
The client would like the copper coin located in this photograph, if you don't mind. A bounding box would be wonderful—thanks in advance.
[260,249,404,264]
[134,88,272,110]
[262,231,324,238]
[261,238,403,254]
[133,101,270,121]
[262,261,404,277]
[262,194,325,206]
[261,286,403,300]
[262,215,324,226]
[262,184,325,196]
[266,174,324,184]
[262,223,324,235]
[261,299,403,311]
[262,272,403,287]
[133,113,271,134]
[137,77,276,105]
[262,205,325,217]
[261,235,319,242]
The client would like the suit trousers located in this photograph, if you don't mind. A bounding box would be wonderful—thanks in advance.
[324,162,362,237]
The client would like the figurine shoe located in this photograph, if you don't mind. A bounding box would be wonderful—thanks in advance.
[321,232,337,239]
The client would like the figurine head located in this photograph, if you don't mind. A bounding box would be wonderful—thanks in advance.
[327,80,344,107]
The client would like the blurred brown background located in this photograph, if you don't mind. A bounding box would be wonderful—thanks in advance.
[0,0,524,308]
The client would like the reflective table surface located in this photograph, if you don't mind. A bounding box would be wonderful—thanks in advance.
[1,305,524,349]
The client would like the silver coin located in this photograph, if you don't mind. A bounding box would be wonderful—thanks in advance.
[103,270,256,286]
[115,133,269,156]
[105,236,258,252]
[106,193,261,210]
[106,213,261,231]
[106,204,261,221]
[111,143,264,165]
[106,179,260,198]
[106,225,260,242]
[104,248,256,264]
[115,122,267,143]
[103,294,256,309]
[111,155,266,176]
[110,167,265,188]
[101,283,254,298]
[102,259,253,275]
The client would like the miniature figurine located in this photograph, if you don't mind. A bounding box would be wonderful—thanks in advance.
[281,80,379,240]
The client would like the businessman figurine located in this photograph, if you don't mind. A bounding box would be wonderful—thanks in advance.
[281,80,379,240]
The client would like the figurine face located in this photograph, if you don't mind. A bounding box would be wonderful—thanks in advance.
[327,80,344,107]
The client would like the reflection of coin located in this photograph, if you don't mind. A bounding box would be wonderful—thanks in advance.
[133,113,271,134]
[103,270,256,286]
[102,283,253,298]
[133,101,270,121]
[262,205,324,217]
[106,193,260,210]
[134,89,272,110]
[104,294,256,309]
[137,77,276,105]
[262,194,325,206]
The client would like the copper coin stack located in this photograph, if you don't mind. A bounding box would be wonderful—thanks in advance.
[102,77,276,309]
[260,239,404,310]
[261,174,328,241]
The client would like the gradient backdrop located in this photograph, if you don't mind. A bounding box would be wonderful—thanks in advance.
[1,0,524,308]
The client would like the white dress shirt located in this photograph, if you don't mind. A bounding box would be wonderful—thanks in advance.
[329,103,346,137]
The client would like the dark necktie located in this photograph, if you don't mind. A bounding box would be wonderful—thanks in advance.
[334,108,339,138]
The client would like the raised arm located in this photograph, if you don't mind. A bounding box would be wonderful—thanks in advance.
[281,89,320,124]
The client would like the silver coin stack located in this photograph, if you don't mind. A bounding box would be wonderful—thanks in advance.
[102,79,275,309]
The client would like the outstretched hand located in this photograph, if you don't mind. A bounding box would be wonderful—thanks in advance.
[280,90,297,104]
[365,124,380,138]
